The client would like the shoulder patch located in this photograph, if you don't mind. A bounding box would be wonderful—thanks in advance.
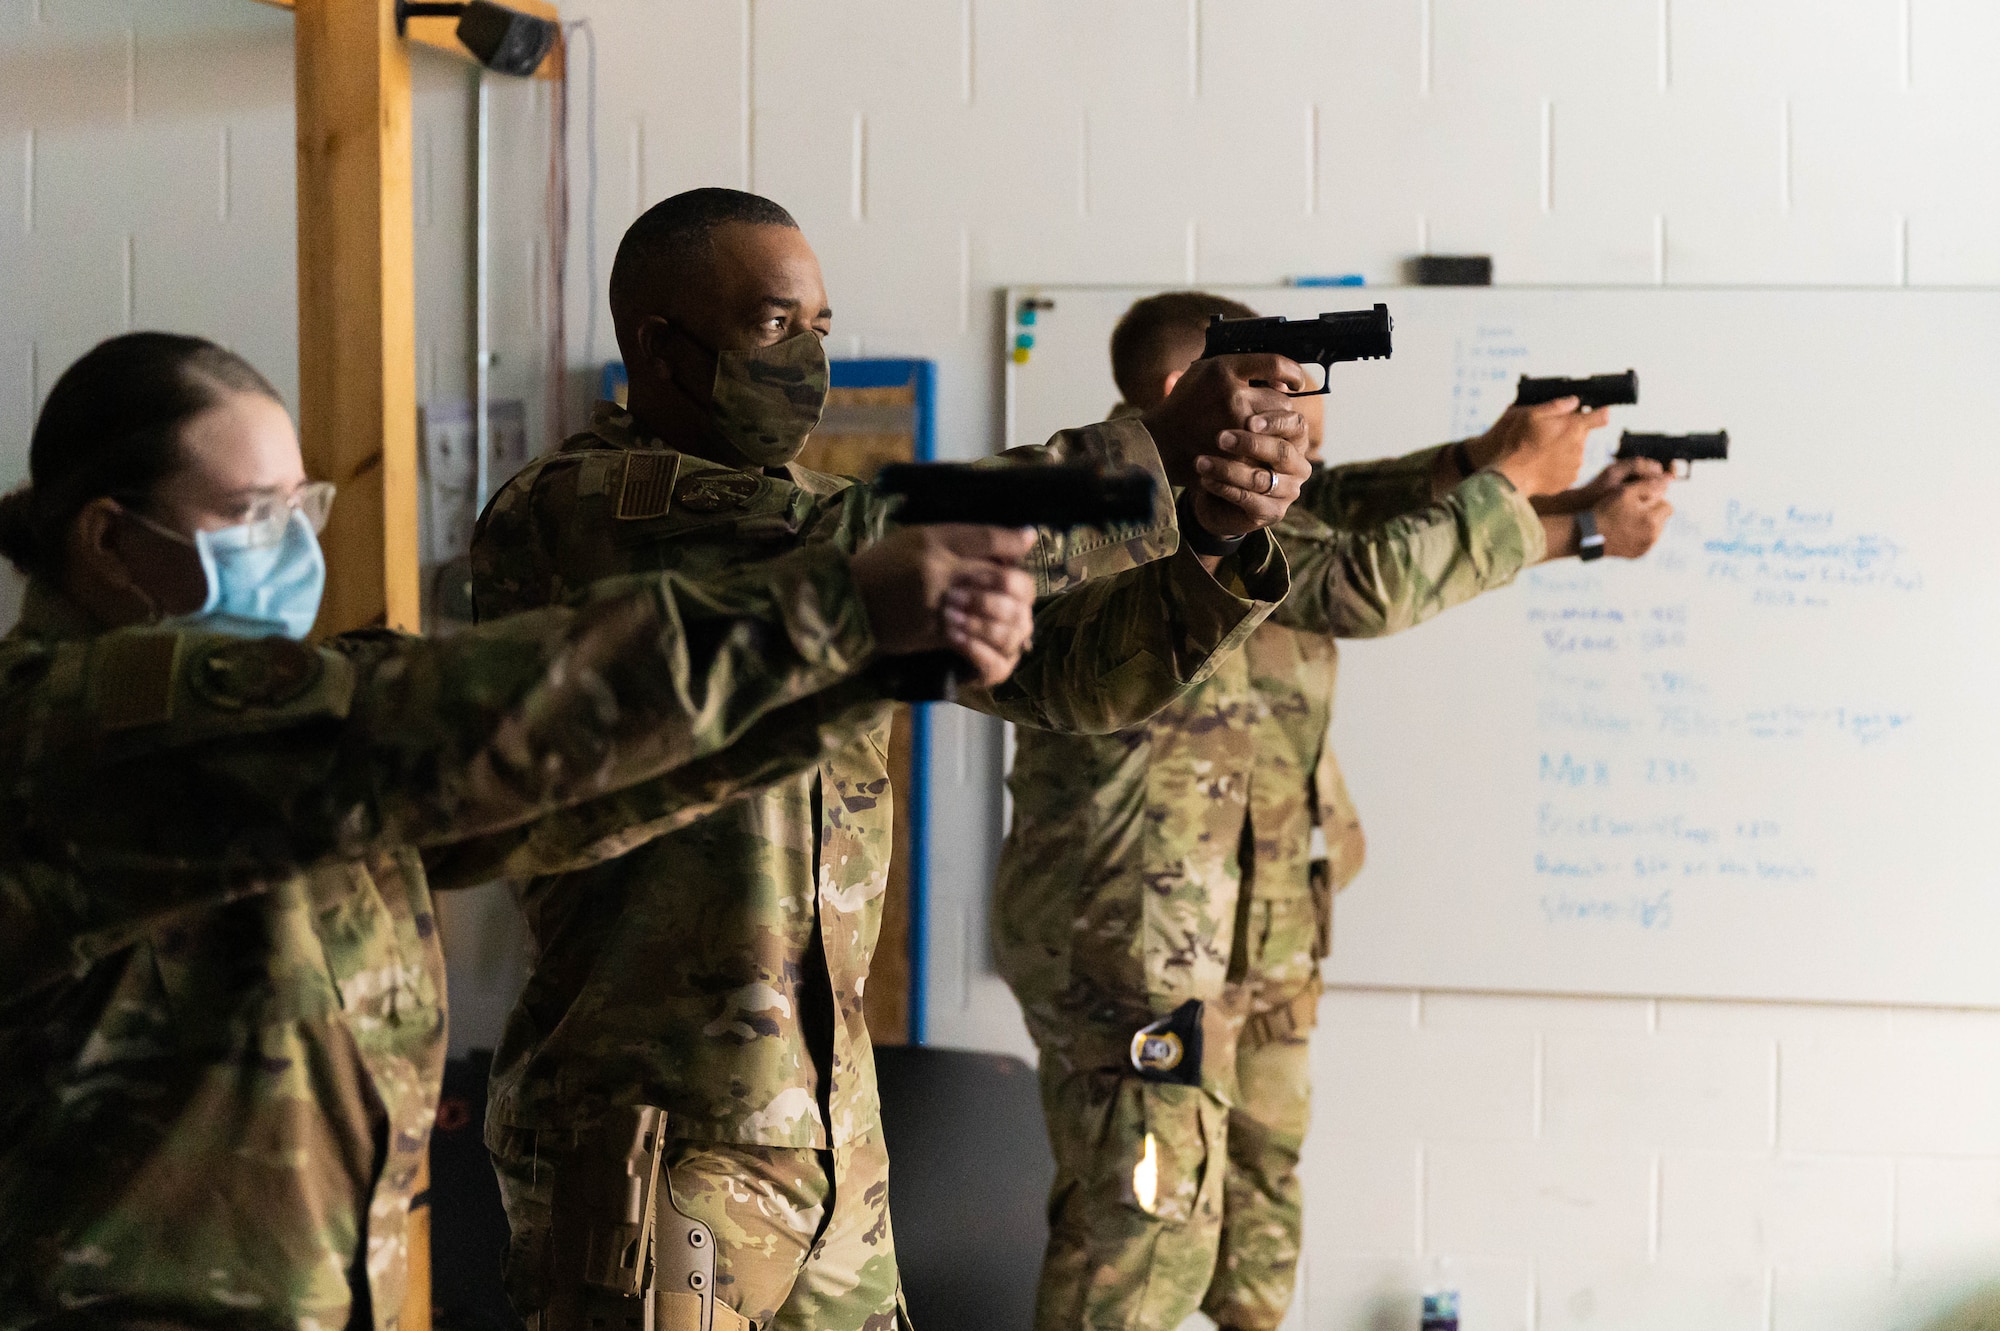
[616,452,681,520]
[191,639,325,712]
[91,633,181,732]
[674,471,761,514]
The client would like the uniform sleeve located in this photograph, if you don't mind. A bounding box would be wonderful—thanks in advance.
[1005,416,1181,595]
[420,677,891,888]
[959,533,1288,734]
[1295,444,1448,531]
[0,546,877,992]
[951,415,1290,734]
[1272,468,1546,639]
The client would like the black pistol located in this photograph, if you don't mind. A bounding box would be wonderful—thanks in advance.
[873,461,1159,701]
[1616,430,1729,477]
[1200,304,1394,396]
[1515,370,1640,411]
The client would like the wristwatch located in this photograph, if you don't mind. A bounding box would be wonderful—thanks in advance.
[1575,508,1607,562]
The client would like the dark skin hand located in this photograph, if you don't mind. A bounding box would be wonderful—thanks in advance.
[1140,352,1314,541]
[849,525,1039,687]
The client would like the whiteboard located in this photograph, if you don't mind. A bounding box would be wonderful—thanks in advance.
[1006,284,2000,1007]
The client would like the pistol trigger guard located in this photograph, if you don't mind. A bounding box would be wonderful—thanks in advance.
[1250,378,1331,399]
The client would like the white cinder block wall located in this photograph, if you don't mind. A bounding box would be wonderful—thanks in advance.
[548,5,2000,1329]
[0,0,299,627]
[9,2,2000,1329]
[0,0,551,626]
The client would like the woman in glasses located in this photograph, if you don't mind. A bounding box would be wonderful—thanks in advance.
[0,332,1039,1330]
[5,337,338,639]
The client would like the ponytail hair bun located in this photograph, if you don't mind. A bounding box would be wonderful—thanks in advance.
[0,486,37,576]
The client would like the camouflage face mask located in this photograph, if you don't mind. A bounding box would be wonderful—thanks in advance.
[704,327,829,467]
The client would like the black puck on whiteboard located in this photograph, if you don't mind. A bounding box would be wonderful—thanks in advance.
[1411,254,1493,286]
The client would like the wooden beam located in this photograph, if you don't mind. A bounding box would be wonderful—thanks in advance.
[294,0,420,636]
[252,0,563,79]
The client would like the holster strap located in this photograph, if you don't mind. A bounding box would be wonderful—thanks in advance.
[656,1292,755,1331]
[1243,975,1323,1045]
[543,1106,668,1331]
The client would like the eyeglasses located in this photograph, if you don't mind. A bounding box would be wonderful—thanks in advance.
[121,480,338,550]
[234,481,337,542]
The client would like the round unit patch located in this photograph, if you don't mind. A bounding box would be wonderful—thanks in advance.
[1130,1029,1185,1075]
[192,639,323,711]
[674,472,761,513]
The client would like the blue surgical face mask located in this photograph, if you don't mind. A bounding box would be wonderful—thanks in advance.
[180,507,327,639]
[130,504,328,639]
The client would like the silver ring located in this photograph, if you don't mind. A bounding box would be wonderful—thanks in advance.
[1258,466,1275,495]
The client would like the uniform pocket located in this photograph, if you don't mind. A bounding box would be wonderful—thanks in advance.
[1112,1080,1223,1228]
[1246,893,1323,993]
[1138,734,1248,1006]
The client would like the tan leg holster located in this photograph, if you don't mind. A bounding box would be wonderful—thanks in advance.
[544,1106,752,1331]
[652,1177,749,1331]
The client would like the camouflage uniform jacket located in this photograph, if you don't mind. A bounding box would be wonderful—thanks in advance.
[995,443,1545,1088]
[0,551,894,1331]
[469,401,1289,1151]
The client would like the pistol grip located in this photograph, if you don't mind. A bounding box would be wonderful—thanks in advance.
[881,650,963,704]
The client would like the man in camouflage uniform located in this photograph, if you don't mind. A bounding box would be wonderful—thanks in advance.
[0,514,1051,1331]
[994,292,1675,1330]
[472,192,1315,1331]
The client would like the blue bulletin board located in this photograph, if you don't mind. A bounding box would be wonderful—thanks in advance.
[825,360,938,1043]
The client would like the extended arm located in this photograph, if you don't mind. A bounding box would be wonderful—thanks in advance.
[948,415,1291,734]
[420,675,890,888]
[1273,469,1545,639]
[1294,444,1452,532]
[1,546,876,992]
[963,534,1287,733]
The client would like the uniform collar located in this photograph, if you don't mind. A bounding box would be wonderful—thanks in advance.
[581,399,805,486]
[8,580,100,643]
[577,399,659,454]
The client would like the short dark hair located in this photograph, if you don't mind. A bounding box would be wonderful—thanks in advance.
[0,332,282,580]
[608,188,799,338]
[1109,291,1259,406]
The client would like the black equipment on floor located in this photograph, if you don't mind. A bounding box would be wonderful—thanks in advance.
[875,1045,1055,1331]
[430,1050,523,1331]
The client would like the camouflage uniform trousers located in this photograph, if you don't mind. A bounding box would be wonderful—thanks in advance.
[1031,972,1320,1331]
[492,1124,911,1331]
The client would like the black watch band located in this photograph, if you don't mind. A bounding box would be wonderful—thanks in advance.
[1575,507,1607,561]
[1176,488,1246,558]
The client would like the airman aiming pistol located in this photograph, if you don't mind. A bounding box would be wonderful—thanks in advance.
[1515,370,1640,411]
[873,461,1160,701]
[1615,430,1729,477]
[1200,304,1394,396]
